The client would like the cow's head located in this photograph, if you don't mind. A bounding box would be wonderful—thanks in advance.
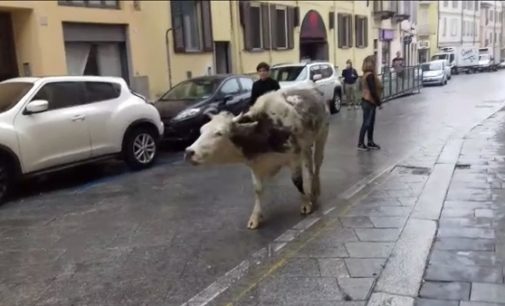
[184,112,258,165]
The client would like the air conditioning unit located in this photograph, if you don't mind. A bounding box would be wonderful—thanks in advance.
[419,40,430,49]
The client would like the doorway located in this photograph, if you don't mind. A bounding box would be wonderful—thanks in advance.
[0,12,19,81]
[215,41,231,74]
[299,10,329,62]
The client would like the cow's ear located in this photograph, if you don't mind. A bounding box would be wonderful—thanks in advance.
[232,121,258,136]
[203,108,217,119]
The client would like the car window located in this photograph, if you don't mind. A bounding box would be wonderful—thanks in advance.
[220,78,240,95]
[271,66,308,81]
[32,82,84,110]
[239,78,253,93]
[85,82,121,103]
[321,65,334,79]
[309,65,322,79]
[0,82,33,114]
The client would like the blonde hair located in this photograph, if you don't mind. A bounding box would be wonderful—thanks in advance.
[362,55,376,74]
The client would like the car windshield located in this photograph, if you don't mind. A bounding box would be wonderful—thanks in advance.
[159,78,220,101]
[431,54,448,61]
[479,55,490,60]
[0,82,33,113]
[270,66,308,82]
[422,62,443,71]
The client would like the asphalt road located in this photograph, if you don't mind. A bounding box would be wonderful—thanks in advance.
[1,70,505,306]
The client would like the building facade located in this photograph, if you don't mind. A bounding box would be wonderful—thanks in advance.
[417,0,439,63]
[371,0,419,72]
[479,0,502,60]
[438,0,480,49]
[0,0,382,99]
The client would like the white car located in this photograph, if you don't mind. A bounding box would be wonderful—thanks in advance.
[0,76,164,202]
[270,62,343,114]
[421,60,448,86]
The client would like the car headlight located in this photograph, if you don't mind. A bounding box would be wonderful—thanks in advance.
[173,108,201,121]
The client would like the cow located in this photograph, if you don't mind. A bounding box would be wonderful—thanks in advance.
[184,86,330,229]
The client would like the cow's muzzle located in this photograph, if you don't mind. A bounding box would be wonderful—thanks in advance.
[184,149,199,165]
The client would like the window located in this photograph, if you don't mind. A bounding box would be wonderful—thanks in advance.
[450,19,457,36]
[239,78,253,93]
[58,0,119,9]
[33,82,84,111]
[443,1,449,8]
[491,10,494,21]
[452,1,458,9]
[355,15,368,48]
[220,79,240,95]
[462,1,466,10]
[250,5,263,49]
[338,14,352,48]
[276,7,288,49]
[171,1,213,53]
[320,65,334,79]
[443,17,447,36]
[462,21,466,36]
[84,82,121,103]
[309,65,322,79]
[271,66,308,82]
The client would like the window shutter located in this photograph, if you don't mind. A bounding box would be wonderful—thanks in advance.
[171,1,185,53]
[261,3,271,50]
[355,15,359,47]
[346,15,353,48]
[240,1,253,51]
[337,14,343,48]
[287,6,295,49]
[364,17,368,47]
[269,5,277,49]
[201,0,213,52]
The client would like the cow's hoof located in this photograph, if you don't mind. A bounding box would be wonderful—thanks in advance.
[247,216,261,230]
[300,202,313,215]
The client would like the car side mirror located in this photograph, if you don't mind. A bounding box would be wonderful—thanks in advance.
[312,74,323,82]
[25,100,49,114]
[218,94,233,106]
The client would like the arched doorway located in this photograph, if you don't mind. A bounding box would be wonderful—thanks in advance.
[299,10,329,61]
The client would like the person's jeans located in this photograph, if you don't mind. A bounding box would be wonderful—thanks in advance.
[344,83,357,107]
[359,99,377,145]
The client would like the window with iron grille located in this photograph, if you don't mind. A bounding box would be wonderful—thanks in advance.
[58,0,119,9]
[276,7,288,49]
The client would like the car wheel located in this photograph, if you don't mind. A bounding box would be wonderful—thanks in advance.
[0,161,11,204]
[124,127,158,170]
[329,89,342,114]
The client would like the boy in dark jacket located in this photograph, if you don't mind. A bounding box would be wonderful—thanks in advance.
[250,62,280,106]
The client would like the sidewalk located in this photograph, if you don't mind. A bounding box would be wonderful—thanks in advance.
[185,110,505,306]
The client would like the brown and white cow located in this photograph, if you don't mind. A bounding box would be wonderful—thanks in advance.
[184,87,330,229]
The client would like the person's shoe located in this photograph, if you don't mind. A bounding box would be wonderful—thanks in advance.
[358,144,369,151]
[367,142,381,150]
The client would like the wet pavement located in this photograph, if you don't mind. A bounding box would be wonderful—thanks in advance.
[1,71,505,305]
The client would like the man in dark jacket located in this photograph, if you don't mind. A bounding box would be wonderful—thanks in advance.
[341,59,359,110]
[250,62,280,106]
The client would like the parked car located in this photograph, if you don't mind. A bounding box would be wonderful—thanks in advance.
[0,76,164,203]
[270,61,343,114]
[499,60,505,69]
[155,74,254,142]
[421,60,448,86]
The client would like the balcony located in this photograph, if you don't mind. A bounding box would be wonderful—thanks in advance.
[373,0,397,19]
[394,1,411,22]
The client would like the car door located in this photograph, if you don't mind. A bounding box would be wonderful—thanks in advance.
[238,77,253,112]
[14,81,92,173]
[218,78,243,115]
[309,65,325,96]
[314,64,334,100]
[81,81,122,157]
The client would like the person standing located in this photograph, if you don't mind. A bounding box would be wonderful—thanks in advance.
[392,51,405,93]
[358,55,383,151]
[341,59,359,110]
[250,62,280,106]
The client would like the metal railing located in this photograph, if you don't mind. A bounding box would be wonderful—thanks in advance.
[379,65,423,102]
[341,65,422,105]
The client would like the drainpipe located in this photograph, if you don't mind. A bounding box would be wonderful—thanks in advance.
[268,3,273,64]
[333,1,337,66]
[165,28,173,89]
[229,0,235,73]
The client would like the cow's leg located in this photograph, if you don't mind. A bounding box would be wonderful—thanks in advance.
[312,126,329,201]
[248,168,265,229]
[300,147,315,215]
[291,160,304,195]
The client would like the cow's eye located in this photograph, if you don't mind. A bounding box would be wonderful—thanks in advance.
[215,131,223,137]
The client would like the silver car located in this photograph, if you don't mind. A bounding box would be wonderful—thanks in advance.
[421,60,448,86]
